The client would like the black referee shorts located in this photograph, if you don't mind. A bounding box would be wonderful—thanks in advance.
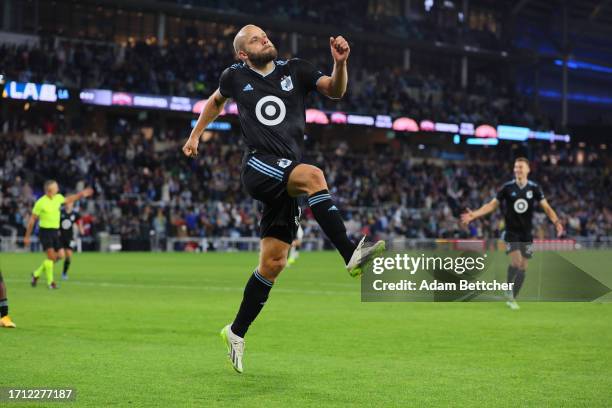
[502,230,534,259]
[241,152,301,245]
[39,228,61,251]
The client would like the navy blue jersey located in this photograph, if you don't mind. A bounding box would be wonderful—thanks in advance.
[219,59,324,161]
[496,180,545,234]
[60,208,80,238]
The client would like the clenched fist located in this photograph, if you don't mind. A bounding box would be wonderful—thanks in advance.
[330,36,350,63]
[182,137,200,158]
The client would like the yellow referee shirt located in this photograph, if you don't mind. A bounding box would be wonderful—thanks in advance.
[32,194,65,229]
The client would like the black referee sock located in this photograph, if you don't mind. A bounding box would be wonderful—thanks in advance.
[507,265,518,284]
[513,269,526,298]
[0,298,8,318]
[231,269,273,338]
[63,257,71,275]
[308,190,356,265]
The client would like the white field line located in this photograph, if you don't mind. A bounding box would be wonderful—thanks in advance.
[5,278,357,296]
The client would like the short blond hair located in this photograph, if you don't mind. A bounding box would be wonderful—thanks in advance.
[44,180,57,191]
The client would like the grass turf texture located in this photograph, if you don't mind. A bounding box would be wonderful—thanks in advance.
[1,251,611,407]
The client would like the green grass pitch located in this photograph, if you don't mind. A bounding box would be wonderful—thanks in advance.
[1,251,611,407]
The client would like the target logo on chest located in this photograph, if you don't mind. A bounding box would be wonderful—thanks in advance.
[255,95,286,126]
[513,198,529,214]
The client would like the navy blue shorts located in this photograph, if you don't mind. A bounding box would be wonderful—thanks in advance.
[241,152,301,245]
[502,230,534,259]
[60,232,76,250]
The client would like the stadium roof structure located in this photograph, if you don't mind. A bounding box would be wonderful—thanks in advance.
[493,0,612,53]
[509,0,612,31]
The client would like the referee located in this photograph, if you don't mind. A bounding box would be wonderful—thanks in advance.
[24,180,93,289]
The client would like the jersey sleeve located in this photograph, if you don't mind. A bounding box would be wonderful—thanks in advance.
[291,58,324,94]
[32,199,42,216]
[495,185,506,202]
[218,67,234,98]
[535,184,545,201]
[57,194,65,204]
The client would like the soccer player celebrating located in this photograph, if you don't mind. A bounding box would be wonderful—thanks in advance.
[58,202,83,280]
[183,25,385,373]
[24,181,93,289]
[461,158,564,309]
[0,268,16,328]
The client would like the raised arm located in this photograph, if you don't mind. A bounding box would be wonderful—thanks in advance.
[540,199,564,237]
[183,89,228,157]
[64,187,94,205]
[316,36,350,99]
[24,214,38,247]
[461,198,499,226]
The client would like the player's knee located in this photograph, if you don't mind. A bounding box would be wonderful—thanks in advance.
[260,256,287,280]
[269,256,287,274]
[306,166,327,192]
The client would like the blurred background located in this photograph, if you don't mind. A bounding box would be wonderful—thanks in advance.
[0,0,610,252]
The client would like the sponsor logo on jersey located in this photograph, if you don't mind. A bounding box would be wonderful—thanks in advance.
[513,198,529,214]
[255,95,286,126]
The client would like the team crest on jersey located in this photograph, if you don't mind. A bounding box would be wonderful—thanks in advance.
[277,158,292,168]
[526,190,533,199]
[280,75,294,91]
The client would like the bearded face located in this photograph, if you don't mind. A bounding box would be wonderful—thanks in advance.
[245,44,278,67]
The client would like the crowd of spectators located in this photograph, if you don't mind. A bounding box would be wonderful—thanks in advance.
[1,4,609,252]
[1,129,610,251]
[1,30,549,130]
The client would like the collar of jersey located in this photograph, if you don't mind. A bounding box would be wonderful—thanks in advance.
[514,178,529,189]
[247,63,276,78]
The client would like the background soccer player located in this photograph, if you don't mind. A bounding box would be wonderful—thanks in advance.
[182,24,385,373]
[24,181,93,289]
[287,224,303,266]
[461,157,564,309]
[0,269,16,328]
[58,202,83,280]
